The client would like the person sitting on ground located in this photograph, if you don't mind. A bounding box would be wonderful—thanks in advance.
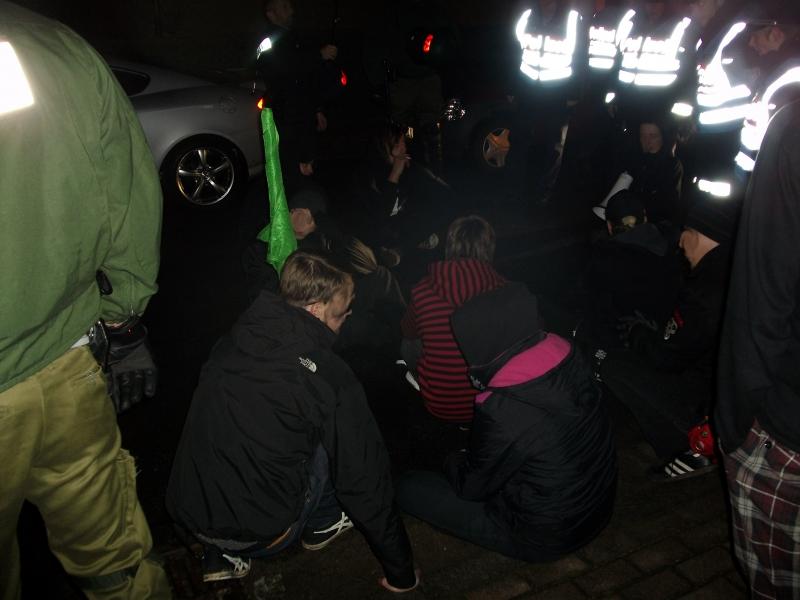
[400,216,507,424]
[167,251,418,592]
[241,188,405,355]
[600,198,736,480]
[396,283,617,561]
[242,186,338,300]
[577,190,682,355]
[594,120,684,232]
[352,122,453,262]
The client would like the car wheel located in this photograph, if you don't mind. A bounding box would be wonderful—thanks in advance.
[162,136,245,207]
[472,120,512,172]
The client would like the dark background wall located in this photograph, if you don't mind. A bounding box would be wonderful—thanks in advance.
[11,0,515,74]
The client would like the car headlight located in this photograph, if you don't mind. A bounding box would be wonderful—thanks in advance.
[443,98,466,122]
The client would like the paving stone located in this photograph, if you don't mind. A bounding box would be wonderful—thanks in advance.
[520,555,590,590]
[676,547,737,586]
[424,551,521,597]
[620,569,693,600]
[620,512,694,545]
[677,518,730,554]
[627,538,693,573]
[578,528,642,565]
[519,581,587,600]
[404,517,484,573]
[465,575,531,600]
[676,575,746,600]
[574,560,642,596]
[672,490,728,526]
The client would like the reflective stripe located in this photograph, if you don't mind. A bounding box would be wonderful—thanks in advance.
[0,41,35,116]
[671,102,694,117]
[697,23,750,109]
[256,36,272,60]
[740,67,800,153]
[618,17,690,88]
[735,151,755,172]
[697,179,731,198]
[589,56,615,70]
[698,103,750,125]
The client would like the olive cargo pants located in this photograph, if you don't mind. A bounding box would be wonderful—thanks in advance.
[0,347,171,600]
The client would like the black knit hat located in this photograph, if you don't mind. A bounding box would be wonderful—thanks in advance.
[288,187,328,218]
[606,190,645,225]
[685,198,737,243]
[451,283,544,388]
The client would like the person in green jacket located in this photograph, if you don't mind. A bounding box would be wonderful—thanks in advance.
[0,2,171,598]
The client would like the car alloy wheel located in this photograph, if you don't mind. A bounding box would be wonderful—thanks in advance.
[175,146,236,206]
[481,127,511,168]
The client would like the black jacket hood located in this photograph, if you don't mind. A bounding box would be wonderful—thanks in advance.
[451,283,544,388]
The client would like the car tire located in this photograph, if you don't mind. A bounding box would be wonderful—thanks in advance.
[161,135,246,208]
[471,119,513,174]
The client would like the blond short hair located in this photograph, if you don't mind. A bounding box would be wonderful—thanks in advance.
[280,250,353,307]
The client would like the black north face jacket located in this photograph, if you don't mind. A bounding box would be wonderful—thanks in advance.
[166,292,414,586]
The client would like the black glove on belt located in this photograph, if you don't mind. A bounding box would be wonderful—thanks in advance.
[106,320,158,413]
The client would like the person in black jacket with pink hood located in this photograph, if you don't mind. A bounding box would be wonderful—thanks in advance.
[395,283,617,561]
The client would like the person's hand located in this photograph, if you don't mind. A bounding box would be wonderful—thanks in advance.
[388,136,410,182]
[290,207,316,239]
[316,111,328,132]
[299,162,314,176]
[379,568,420,593]
[106,321,157,413]
[320,44,338,61]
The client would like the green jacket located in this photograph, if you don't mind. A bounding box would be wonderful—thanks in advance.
[0,2,162,393]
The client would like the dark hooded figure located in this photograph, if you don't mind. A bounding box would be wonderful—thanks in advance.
[395,283,617,561]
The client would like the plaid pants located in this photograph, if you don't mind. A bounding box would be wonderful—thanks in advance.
[724,422,800,599]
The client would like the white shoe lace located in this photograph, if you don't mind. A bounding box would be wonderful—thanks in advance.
[222,554,250,576]
[311,512,353,535]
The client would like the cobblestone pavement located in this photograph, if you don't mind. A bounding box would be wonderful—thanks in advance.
[155,393,745,600]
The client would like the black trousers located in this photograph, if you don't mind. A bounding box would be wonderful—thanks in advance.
[601,351,707,460]
[395,471,560,563]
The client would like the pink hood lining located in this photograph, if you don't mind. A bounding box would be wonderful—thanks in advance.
[475,333,571,404]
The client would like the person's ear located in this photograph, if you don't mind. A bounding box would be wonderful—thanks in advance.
[304,302,322,318]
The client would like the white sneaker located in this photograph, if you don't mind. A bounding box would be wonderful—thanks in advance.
[301,512,354,550]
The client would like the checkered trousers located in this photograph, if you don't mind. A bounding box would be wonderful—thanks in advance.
[723,422,800,599]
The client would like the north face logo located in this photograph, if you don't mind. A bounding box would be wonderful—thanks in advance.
[299,356,317,373]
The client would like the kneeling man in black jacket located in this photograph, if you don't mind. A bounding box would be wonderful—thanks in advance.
[167,250,418,592]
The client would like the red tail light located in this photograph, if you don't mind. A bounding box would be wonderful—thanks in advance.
[340,70,348,87]
[423,34,434,54]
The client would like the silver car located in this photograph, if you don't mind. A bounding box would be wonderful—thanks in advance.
[110,59,264,207]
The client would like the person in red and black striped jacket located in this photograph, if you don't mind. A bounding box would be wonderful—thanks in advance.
[401,216,507,423]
